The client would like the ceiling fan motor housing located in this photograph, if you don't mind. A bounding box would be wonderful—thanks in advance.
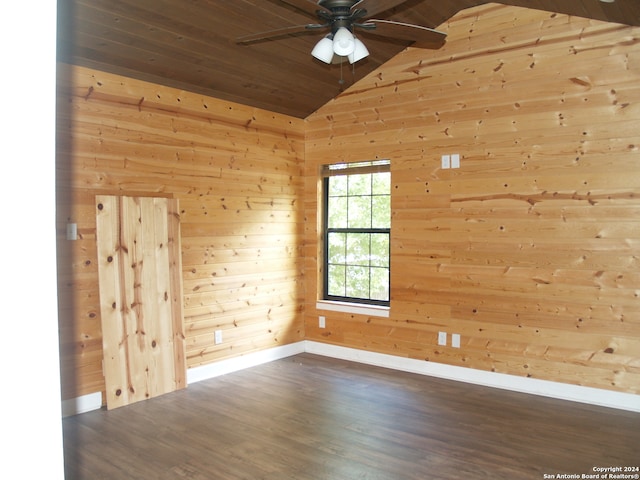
[318,0,361,10]
[318,0,367,33]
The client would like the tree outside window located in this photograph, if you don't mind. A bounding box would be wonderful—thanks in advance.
[323,160,390,306]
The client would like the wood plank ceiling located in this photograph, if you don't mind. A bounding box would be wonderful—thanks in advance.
[57,0,640,119]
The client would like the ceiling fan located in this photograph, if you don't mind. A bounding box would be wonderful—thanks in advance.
[236,0,446,65]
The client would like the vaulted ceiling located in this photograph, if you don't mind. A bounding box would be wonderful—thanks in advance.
[57,0,640,119]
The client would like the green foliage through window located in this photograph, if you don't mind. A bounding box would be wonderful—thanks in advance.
[323,160,390,306]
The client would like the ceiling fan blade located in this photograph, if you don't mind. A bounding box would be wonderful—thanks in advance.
[237,24,325,44]
[279,0,330,17]
[353,0,411,18]
[358,19,446,47]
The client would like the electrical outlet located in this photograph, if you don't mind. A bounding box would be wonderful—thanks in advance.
[441,155,450,169]
[437,331,447,346]
[319,316,326,328]
[214,330,223,345]
[451,154,460,169]
[452,333,461,348]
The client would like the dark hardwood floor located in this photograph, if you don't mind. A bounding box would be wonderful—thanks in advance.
[63,353,640,479]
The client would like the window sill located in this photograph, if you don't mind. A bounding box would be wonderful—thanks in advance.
[316,300,390,318]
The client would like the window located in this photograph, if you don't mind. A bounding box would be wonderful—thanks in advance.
[322,160,391,306]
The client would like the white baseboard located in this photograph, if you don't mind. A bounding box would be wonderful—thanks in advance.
[304,341,640,413]
[62,392,102,417]
[187,341,306,384]
[64,340,639,415]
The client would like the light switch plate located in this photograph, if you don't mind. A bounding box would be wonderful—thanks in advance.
[438,331,447,346]
[452,333,461,348]
[214,330,223,345]
[451,154,460,169]
[441,155,450,169]
[319,316,326,328]
[66,223,78,241]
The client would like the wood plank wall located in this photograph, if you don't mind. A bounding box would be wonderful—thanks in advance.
[304,4,640,394]
[56,65,306,400]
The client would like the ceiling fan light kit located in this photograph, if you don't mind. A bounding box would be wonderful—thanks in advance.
[311,34,336,63]
[332,27,356,55]
[312,28,369,64]
[238,0,447,69]
[348,37,369,64]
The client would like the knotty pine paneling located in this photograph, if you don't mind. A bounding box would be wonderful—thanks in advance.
[56,64,305,401]
[305,4,640,394]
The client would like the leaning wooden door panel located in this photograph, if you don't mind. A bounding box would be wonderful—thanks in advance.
[96,195,186,409]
